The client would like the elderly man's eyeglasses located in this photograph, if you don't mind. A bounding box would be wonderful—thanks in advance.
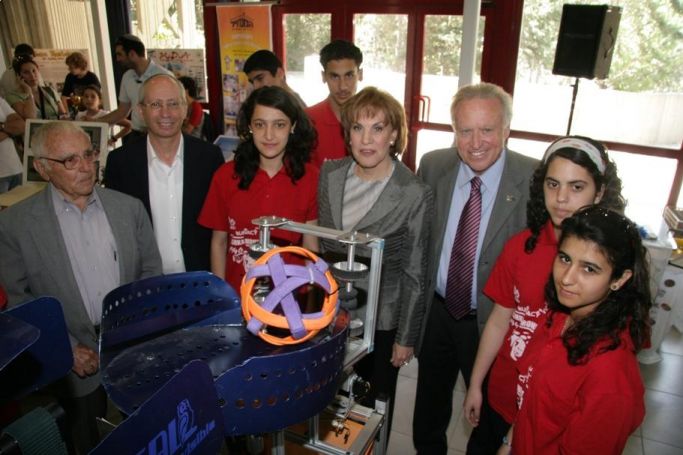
[40,149,100,170]
[140,100,183,111]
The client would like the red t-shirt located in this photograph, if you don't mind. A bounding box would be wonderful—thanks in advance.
[513,312,645,454]
[306,99,347,168]
[187,100,203,127]
[482,221,557,423]
[0,285,6,310]
[198,161,319,291]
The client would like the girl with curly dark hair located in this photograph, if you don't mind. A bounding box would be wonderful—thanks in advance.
[464,136,625,454]
[503,206,649,454]
[198,86,319,291]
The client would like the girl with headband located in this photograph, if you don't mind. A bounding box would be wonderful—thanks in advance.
[464,135,625,454]
[501,206,649,453]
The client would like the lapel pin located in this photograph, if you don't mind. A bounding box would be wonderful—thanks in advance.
[505,194,517,202]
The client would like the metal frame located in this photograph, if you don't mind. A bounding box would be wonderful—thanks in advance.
[250,218,385,370]
[252,218,387,455]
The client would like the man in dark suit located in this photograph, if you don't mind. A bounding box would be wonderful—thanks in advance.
[412,83,538,454]
[105,73,224,273]
[0,121,162,453]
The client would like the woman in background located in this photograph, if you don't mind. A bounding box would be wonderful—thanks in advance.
[6,55,67,120]
[60,51,101,114]
[317,87,433,442]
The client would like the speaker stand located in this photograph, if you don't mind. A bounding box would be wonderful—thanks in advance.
[566,77,580,135]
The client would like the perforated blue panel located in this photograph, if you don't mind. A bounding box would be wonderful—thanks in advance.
[1,297,71,402]
[100,272,349,436]
[0,312,39,372]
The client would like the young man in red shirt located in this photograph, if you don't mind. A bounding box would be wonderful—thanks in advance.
[306,40,363,168]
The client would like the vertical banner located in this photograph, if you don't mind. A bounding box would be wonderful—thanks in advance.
[216,4,272,136]
[148,49,208,101]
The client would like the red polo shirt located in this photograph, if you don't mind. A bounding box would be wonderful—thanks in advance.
[513,311,645,454]
[198,161,318,292]
[482,221,557,423]
[306,98,347,168]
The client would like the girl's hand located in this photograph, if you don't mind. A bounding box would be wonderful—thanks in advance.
[463,386,483,427]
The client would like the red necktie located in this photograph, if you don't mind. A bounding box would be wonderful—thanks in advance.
[444,176,482,319]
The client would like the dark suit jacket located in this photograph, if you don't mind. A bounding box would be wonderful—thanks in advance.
[416,148,537,353]
[104,134,224,271]
[318,158,433,347]
[0,186,162,397]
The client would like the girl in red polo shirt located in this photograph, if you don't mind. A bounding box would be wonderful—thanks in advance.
[198,86,318,292]
[503,206,649,454]
[464,136,625,454]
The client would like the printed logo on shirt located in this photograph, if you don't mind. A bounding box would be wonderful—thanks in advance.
[507,287,548,361]
[227,216,258,273]
[517,366,533,410]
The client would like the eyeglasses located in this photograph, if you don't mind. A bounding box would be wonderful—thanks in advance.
[140,100,184,111]
[40,149,100,170]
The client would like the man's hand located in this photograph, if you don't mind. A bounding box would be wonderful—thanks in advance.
[72,343,99,378]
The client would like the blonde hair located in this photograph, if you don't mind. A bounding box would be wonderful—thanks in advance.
[340,87,408,157]
[450,82,513,129]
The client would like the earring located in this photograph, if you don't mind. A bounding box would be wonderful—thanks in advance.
[390,141,395,146]
[248,128,253,134]
[290,128,295,134]
[610,284,619,291]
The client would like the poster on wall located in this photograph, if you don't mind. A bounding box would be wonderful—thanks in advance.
[216,4,272,136]
[34,48,91,95]
[148,49,207,101]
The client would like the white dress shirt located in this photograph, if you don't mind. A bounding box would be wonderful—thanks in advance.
[148,136,186,273]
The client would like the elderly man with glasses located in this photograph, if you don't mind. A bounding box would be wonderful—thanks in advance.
[0,121,162,453]
[104,74,224,274]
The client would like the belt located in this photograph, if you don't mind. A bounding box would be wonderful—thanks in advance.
[434,293,478,320]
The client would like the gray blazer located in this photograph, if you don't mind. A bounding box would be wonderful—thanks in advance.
[0,185,162,397]
[416,148,537,352]
[318,158,433,347]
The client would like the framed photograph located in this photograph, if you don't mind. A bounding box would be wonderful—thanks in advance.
[23,119,109,184]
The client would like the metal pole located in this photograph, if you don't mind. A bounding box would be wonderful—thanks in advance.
[566,77,580,135]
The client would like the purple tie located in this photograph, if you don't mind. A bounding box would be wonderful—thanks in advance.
[444,176,482,319]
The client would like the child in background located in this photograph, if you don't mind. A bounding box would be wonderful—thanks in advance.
[178,76,203,139]
[76,85,131,145]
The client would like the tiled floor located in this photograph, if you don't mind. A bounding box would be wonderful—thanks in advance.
[388,329,683,455]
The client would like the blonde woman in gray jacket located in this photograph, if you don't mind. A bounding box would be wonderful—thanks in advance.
[317,87,433,439]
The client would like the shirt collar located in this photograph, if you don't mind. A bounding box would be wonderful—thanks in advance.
[457,148,507,193]
[540,219,559,245]
[49,182,100,212]
[147,135,184,165]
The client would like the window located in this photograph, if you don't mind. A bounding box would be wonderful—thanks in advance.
[420,15,485,125]
[354,14,408,104]
[513,0,683,230]
[284,14,331,106]
[130,0,205,48]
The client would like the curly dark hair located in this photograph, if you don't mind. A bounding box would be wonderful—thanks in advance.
[525,136,625,252]
[545,206,651,365]
[233,86,317,189]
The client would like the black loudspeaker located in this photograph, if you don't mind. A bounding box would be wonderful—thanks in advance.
[552,4,622,79]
